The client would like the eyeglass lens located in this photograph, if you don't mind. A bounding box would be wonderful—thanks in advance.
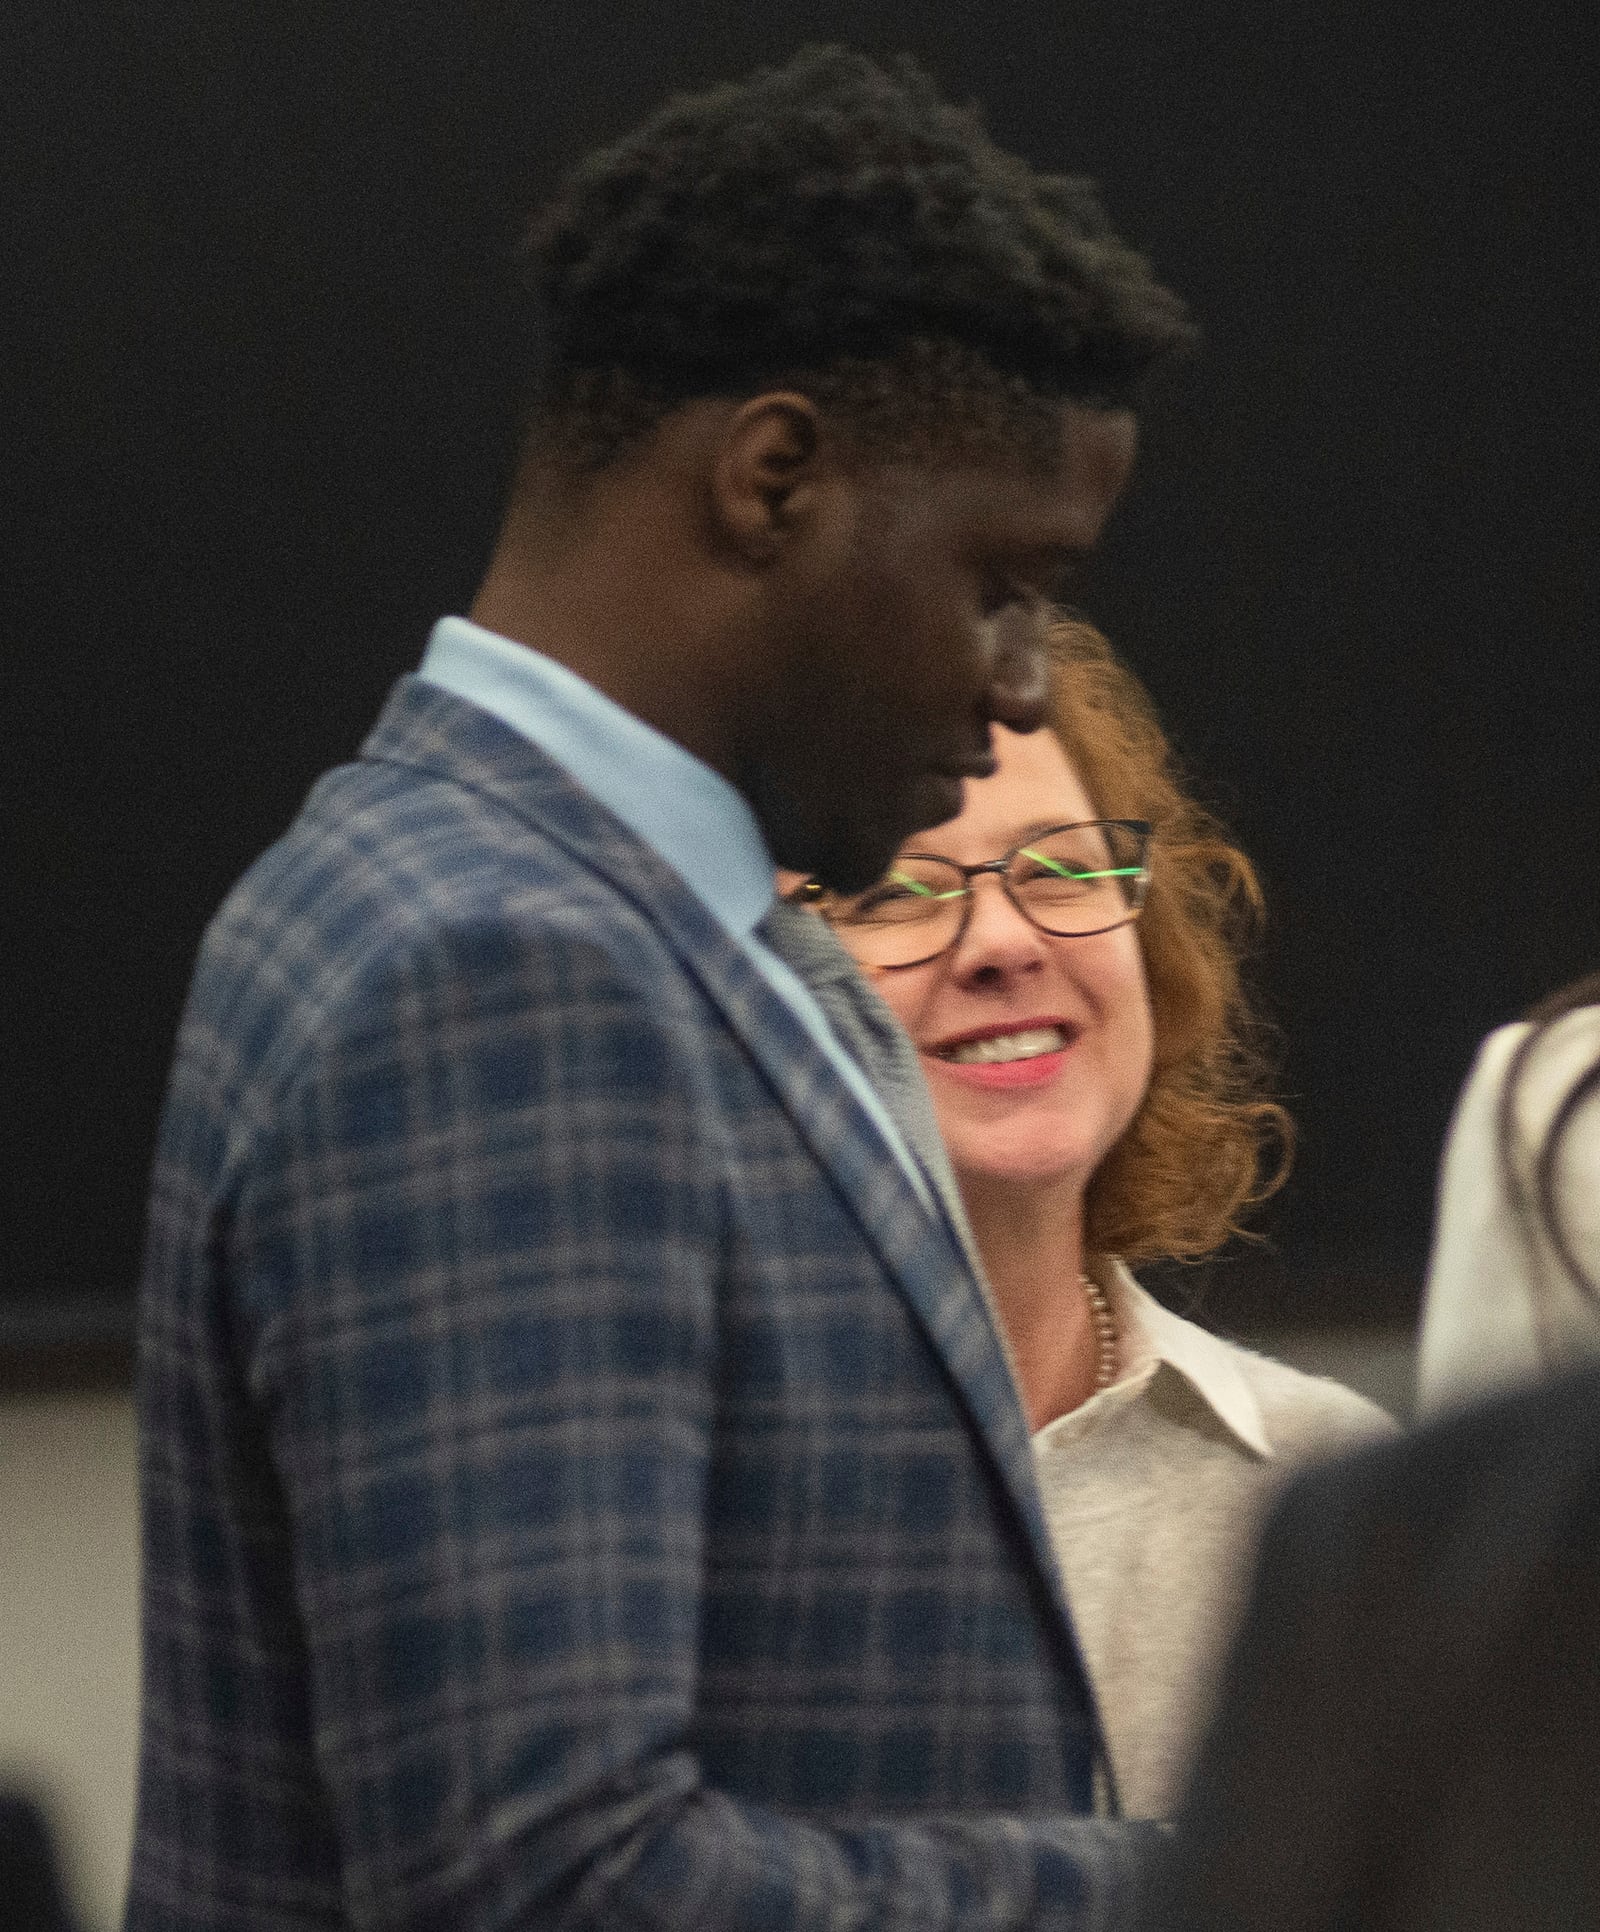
[829,823,1147,967]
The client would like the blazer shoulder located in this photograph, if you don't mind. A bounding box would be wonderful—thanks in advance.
[177,739,719,1141]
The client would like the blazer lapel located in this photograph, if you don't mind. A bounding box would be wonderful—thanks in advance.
[754,900,987,1275]
[359,678,1075,1628]
[661,928,1078,1637]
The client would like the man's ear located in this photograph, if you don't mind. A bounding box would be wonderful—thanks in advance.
[708,393,824,563]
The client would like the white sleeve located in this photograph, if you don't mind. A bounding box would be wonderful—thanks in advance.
[1418,1010,1600,1419]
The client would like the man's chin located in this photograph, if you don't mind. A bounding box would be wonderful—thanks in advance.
[766,819,894,898]
[904,768,966,833]
[752,772,959,897]
[816,772,962,885]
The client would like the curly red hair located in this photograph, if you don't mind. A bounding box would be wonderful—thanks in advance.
[1046,619,1292,1262]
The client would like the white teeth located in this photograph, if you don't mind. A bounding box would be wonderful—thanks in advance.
[944,1027,1066,1065]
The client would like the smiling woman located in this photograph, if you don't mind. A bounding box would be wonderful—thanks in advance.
[802,617,1397,1818]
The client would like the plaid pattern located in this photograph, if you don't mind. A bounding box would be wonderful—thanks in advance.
[754,898,988,1281]
[128,677,1148,1930]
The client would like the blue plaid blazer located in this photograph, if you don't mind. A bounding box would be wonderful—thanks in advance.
[129,677,1149,1930]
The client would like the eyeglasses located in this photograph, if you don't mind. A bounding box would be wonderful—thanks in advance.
[801,820,1152,969]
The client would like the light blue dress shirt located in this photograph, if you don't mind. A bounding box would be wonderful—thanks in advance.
[417,616,931,1210]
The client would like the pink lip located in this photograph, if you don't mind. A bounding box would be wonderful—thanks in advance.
[927,1047,1073,1090]
[922,1018,1079,1091]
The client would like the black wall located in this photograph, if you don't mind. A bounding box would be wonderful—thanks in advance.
[7,0,1597,1351]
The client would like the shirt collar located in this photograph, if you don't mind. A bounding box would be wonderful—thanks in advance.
[417,615,775,938]
[1099,1260,1274,1459]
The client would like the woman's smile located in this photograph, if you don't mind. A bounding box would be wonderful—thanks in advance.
[927,1018,1079,1088]
[866,725,1154,1198]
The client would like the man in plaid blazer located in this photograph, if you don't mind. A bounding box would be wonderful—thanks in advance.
[129,49,1191,1929]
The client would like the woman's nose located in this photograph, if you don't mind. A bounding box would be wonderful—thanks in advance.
[947,873,1049,977]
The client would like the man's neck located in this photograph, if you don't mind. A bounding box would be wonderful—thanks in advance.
[468,490,744,782]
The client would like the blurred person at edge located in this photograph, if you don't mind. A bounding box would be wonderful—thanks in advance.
[1139,975,1600,1929]
[1418,974,1600,1412]
[791,619,1395,1820]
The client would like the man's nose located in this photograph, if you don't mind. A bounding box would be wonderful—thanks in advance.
[983,605,1050,734]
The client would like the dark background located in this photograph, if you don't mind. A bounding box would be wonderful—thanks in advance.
[6,0,1597,1368]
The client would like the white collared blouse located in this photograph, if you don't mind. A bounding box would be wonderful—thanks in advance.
[1032,1265,1395,1819]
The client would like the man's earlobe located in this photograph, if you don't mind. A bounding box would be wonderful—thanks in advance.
[711,392,823,562]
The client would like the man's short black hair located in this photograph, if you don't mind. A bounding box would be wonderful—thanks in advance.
[523,45,1194,473]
